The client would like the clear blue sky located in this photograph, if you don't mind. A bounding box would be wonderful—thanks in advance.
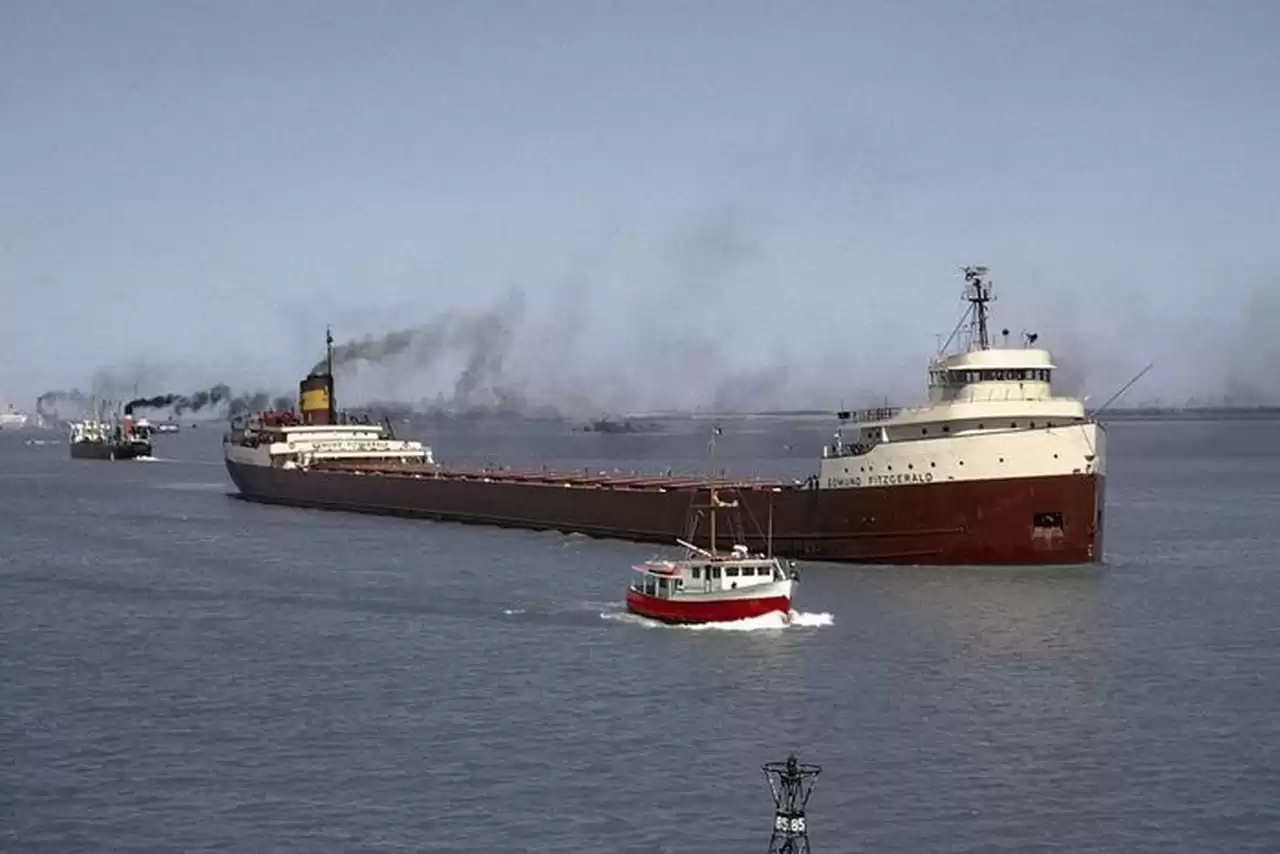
[3,0,1278,411]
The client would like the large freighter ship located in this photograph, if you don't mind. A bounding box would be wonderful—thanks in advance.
[223,267,1105,565]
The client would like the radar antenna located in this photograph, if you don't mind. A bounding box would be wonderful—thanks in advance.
[762,754,822,853]
[962,264,995,351]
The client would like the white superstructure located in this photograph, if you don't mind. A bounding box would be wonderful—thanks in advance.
[819,266,1105,490]
[70,418,110,444]
[224,419,434,470]
[0,404,29,429]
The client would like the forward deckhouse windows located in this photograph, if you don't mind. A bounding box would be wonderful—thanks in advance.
[931,368,1051,386]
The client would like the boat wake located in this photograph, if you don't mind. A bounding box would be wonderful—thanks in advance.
[600,608,833,632]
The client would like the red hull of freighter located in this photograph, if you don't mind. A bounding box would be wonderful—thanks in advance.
[625,589,791,624]
[224,459,1104,566]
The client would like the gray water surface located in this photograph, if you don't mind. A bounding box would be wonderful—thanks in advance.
[2,418,1278,852]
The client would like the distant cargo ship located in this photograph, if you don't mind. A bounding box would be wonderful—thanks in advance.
[69,410,153,460]
[223,267,1106,565]
[0,404,30,429]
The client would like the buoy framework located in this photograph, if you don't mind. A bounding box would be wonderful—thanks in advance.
[763,754,821,853]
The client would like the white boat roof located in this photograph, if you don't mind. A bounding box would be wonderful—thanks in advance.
[936,346,1056,370]
[635,555,779,573]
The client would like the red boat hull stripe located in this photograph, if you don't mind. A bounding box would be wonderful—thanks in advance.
[624,589,791,624]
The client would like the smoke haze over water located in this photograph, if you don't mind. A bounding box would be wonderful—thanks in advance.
[31,268,1280,421]
[3,3,1279,411]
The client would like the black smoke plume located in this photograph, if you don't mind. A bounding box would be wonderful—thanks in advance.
[315,291,529,412]
[315,292,524,377]
[123,383,233,415]
[38,378,291,423]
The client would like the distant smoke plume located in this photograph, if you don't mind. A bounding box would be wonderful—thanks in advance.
[320,292,524,372]
[1214,285,1280,407]
[319,291,530,412]
[36,383,291,422]
[35,389,90,421]
[302,210,828,417]
[123,383,232,415]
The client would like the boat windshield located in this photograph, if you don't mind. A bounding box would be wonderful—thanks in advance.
[631,571,682,598]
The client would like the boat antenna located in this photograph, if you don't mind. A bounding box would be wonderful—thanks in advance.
[762,754,821,853]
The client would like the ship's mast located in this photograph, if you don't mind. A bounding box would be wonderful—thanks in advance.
[962,265,994,351]
[325,325,336,423]
[708,425,719,555]
[767,495,774,558]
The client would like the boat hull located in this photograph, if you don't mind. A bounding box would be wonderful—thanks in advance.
[625,587,791,624]
[224,457,1105,566]
[71,441,152,460]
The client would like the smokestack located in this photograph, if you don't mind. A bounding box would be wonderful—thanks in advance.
[298,373,334,426]
[298,328,337,426]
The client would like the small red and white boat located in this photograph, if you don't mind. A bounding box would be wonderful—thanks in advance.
[624,437,801,625]
[625,538,799,625]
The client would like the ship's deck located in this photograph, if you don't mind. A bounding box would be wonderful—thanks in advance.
[313,459,803,493]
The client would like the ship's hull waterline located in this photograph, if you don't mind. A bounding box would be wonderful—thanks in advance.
[224,459,1104,566]
[70,441,152,461]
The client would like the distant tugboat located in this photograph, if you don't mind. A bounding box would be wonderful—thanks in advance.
[69,407,153,460]
[0,404,30,430]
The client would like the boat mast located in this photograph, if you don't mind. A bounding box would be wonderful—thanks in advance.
[708,425,719,555]
[963,265,994,351]
[767,494,774,558]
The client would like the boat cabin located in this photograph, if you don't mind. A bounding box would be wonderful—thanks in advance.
[630,545,788,598]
